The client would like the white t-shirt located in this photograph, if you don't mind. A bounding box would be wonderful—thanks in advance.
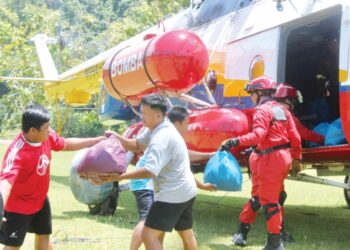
[137,119,197,203]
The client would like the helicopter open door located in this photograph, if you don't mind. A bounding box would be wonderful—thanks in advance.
[275,5,350,205]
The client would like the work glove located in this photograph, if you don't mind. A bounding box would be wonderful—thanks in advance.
[220,138,239,151]
[290,159,302,176]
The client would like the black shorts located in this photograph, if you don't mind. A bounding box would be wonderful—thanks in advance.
[133,190,154,221]
[0,198,52,247]
[145,197,196,232]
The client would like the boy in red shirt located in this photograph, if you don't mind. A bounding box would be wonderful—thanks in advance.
[0,104,105,250]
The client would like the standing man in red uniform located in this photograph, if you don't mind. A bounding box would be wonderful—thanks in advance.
[0,104,105,250]
[220,77,302,250]
[274,83,324,145]
[273,83,325,243]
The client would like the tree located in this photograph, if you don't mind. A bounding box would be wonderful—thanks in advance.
[0,3,58,131]
[0,0,190,133]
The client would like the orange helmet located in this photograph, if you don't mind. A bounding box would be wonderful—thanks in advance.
[275,83,303,103]
[244,76,277,94]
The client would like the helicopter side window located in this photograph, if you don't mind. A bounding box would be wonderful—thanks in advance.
[190,0,254,26]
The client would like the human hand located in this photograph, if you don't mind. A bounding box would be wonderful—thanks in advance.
[79,173,104,185]
[104,130,117,138]
[290,159,302,176]
[98,173,122,183]
[98,135,107,141]
[79,173,102,185]
[201,183,217,191]
[79,173,88,180]
[219,138,239,151]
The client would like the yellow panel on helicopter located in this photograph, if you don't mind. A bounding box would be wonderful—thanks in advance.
[339,69,348,83]
[223,79,249,97]
[65,89,91,106]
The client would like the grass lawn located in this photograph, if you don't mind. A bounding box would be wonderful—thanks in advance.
[0,147,349,249]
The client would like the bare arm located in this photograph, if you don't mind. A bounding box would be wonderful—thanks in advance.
[63,136,105,151]
[0,180,13,208]
[194,177,216,191]
[188,150,215,162]
[98,167,155,183]
[121,167,155,180]
[106,130,146,153]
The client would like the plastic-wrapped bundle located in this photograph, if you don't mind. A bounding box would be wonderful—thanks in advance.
[325,118,347,146]
[76,134,127,174]
[70,149,114,205]
[309,122,329,147]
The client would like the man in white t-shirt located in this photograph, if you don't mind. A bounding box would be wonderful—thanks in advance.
[100,94,198,250]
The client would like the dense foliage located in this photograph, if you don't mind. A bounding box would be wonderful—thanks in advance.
[0,0,189,136]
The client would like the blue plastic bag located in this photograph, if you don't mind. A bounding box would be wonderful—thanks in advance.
[309,122,329,147]
[204,151,242,191]
[325,118,347,146]
[70,149,113,205]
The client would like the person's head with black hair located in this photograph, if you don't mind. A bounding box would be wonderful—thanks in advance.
[140,94,168,130]
[168,105,190,137]
[22,104,51,142]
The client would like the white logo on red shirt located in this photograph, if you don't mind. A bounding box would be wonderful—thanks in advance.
[37,155,50,176]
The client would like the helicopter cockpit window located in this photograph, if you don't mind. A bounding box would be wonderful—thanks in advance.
[190,0,254,26]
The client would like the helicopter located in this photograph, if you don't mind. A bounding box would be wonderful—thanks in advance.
[2,0,350,207]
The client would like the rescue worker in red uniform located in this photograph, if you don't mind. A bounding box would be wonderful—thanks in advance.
[220,76,302,250]
[274,83,324,145]
[273,83,325,243]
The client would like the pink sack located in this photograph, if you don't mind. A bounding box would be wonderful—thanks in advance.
[76,134,127,174]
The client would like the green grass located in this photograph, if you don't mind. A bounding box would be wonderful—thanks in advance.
[0,147,349,249]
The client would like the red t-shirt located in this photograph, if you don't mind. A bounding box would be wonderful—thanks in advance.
[0,130,65,214]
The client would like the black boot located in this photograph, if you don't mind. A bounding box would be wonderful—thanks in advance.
[281,228,295,243]
[232,223,251,246]
[262,233,285,250]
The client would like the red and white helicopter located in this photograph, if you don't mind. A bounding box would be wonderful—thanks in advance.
[3,0,350,206]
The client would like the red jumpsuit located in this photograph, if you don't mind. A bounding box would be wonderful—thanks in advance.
[238,100,301,234]
[292,114,324,145]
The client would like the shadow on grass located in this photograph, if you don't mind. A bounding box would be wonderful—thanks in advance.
[54,189,350,249]
[207,243,235,250]
[51,175,70,187]
[194,192,350,249]
[57,190,138,231]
